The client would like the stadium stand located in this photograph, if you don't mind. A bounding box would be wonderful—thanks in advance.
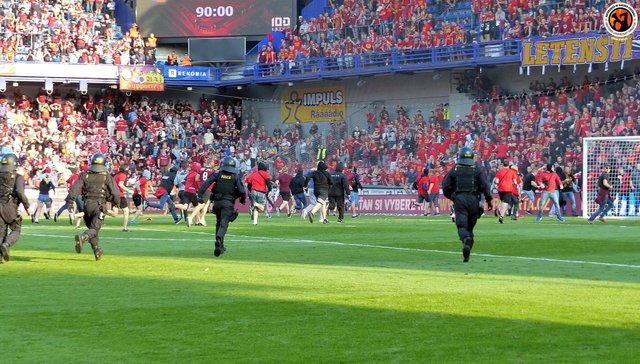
[1,0,638,195]
[1,66,638,191]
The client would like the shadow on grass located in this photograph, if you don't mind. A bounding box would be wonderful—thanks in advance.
[0,272,638,363]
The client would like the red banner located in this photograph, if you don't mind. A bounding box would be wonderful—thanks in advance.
[352,194,583,215]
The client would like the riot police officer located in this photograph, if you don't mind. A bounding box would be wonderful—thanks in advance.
[442,147,493,263]
[198,157,246,257]
[66,153,120,261]
[0,153,30,263]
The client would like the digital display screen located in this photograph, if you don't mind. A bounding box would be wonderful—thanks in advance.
[136,0,295,37]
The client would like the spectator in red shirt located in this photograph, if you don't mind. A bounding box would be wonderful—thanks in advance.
[411,169,431,216]
[115,115,128,141]
[535,164,565,222]
[494,160,518,223]
[427,170,441,216]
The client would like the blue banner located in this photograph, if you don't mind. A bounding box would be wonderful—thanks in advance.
[164,66,211,81]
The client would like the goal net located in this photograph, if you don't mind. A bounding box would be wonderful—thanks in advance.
[582,136,640,219]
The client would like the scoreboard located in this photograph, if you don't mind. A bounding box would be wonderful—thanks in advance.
[136,0,295,37]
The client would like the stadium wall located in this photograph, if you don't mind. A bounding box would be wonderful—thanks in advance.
[242,72,452,135]
[237,61,636,136]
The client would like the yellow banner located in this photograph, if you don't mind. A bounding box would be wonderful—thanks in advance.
[521,34,632,67]
[281,86,346,123]
[119,66,164,91]
[0,64,16,75]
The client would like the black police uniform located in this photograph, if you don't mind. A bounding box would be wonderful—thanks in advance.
[328,162,350,222]
[198,158,246,257]
[442,149,492,263]
[66,166,120,261]
[0,163,30,263]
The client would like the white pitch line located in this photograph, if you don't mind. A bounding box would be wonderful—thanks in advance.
[22,232,640,270]
[225,234,640,269]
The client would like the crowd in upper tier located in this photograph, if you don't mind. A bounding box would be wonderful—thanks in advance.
[2,0,628,66]
[1,0,159,64]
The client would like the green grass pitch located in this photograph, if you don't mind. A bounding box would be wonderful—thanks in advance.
[1,213,639,363]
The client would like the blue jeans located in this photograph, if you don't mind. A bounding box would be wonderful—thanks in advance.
[147,192,179,221]
[561,191,577,215]
[293,192,308,210]
[538,190,563,220]
[589,195,613,221]
[56,201,70,216]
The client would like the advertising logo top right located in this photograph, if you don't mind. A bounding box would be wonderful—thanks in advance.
[604,3,638,38]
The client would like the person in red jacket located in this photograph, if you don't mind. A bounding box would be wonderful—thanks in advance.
[494,159,518,224]
[411,168,431,216]
[535,164,565,222]
[184,162,203,227]
[276,167,294,218]
[506,165,522,220]
[130,169,154,225]
[246,162,271,225]
[114,164,134,232]
[427,169,440,216]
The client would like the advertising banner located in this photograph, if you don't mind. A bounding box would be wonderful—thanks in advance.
[32,191,586,217]
[521,34,633,67]
[164,66,211,81]
[281,86,346,123]
[0,64,17,75]
[119,66,164,91]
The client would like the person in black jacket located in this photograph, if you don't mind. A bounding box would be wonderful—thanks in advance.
[289,167,308,215]
[329,162,350,223]
[304,161,333,223]
[147,165,182,224]
[346,164,363,218]
[198,157,247,256]
[0,154,31,263]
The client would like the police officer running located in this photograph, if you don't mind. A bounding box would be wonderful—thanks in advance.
[198,157,247,257]
[442,147,493,263]
[66,153,120,261]
[0,154,30,263]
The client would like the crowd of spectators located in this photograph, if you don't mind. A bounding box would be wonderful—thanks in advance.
[2,0,625,69]
[0,0,158,65]
[255,0,618,70]
[1,66,639,196]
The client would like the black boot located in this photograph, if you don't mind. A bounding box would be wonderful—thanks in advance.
[214,237,223,257]
[92,245,103,261]
[462,237,474,263]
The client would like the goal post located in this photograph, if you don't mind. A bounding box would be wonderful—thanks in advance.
[582,136,640,219]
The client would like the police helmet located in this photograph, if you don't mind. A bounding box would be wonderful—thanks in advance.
[89,153,108,173]
[220,157,237,173]
[457,147,475,166]
[0,153,18,172]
